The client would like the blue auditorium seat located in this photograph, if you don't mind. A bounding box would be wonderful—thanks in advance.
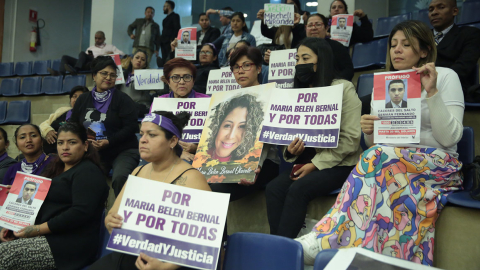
[0,78,21,96]
[224,232,304,270]
[356,73,374,97]
[14,61,33,76]
[375,13,411,38]
[62,75,86,94]
[0,101,7,124]
[0,62,14,77]
[51,59,61,71]
[21,77,43,95]
[3,101,31,124]
[464,22,480,29]
[33,60,51,75]
[458,0,480,24]
[43,76,64,95]
[352,38,388,70]
[313,249,338,270]
[465,64,480,108]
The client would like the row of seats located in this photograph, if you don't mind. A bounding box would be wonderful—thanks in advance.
[0,100,31,125]
[0,75,86,96]
[0,58,91,77]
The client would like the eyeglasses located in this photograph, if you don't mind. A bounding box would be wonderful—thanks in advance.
[232,62,254,73]
[307,22,324,29]
[200,51,213,55]
[98,71,118,79]
[170,74,193,83]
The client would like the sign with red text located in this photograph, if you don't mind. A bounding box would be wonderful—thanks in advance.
[259,84,343,147]
[175,27,197,61]
[330,15,354,47]
[109,54,125,85]
[134,69,165,90]
[107,175,229,270]
[206,68,241,94]
[151,98,211,143]
[0,172,52,231]
[0,185,9,207]
[372,70,421,144]
[268,49,296,89]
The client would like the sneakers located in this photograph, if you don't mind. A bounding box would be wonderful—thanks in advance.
[295,231,320,265]
[64,64,78,75]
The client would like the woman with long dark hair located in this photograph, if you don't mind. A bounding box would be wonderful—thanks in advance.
[265,37,362,239]
[194,43,220,94]
[0,123,108,270]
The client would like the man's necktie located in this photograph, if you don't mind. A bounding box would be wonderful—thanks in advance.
[435,32,443,45]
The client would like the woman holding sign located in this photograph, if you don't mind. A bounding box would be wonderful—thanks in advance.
[70,56,140,197]
[328,0,374,45]
[296,21,464,266]
[265,37,362,239]
[90,111,212,270]
[0,123,108,270]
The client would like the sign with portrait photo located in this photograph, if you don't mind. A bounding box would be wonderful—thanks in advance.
[175,27,197,61]
[372,70,422,144]
[193,84,273,183]
[330,15,354,47]
[0,172,52,231]
[109,54,125,85]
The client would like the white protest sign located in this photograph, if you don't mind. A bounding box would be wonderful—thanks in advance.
[134,69,164,90]
[107,175,229,270]
[330,15,354,47]
[260,84,343,148]
[109,54,125,84]
[151,98,210,143]
[0,172,52,231]
[372,70,421,144]
[268,49,296,89]
[264,4,295,27]
[206,69,241,94]
[175,27,197,61]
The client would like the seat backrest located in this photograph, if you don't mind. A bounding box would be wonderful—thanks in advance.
[357,74,374,98]
[314,249,339,270]
[42,76,63,94]
[0,78,21,96]
[51,59,62,71]
[14,61,33,76]
[0,62,14,77]
[465,22,480,30]
[4,100,31,124]
[352,41,377,69]
[375,13,411,37]
[224,232,304,270]
[457,126,475,190]
[0,101,7,123]
[62,75,86,93]
[459,0,480,24]
[21,77,43,95]
[33,60,51,75]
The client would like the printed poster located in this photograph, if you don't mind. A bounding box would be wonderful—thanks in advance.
[260,84,343,148]
[0,172,52,231]
[372,70,421,144]
[107,175,229,270]
[330,15,354,47]
[193,84,273,183]
[206,69,241,95]
[134,69,164,90]
[264,4,295,27]
[267,49,296,89]
[151,98,211,143]
[175,27,197,61]
[0,185,9,208]
[109,54,125,85]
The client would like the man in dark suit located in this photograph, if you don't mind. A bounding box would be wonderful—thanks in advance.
[160,0,181,63]
[197,13,220,48]
[385,80,408,108]
[429,0,480,97]
[181,31,191,44]
[16,182,36,205]
[128,6,161,65]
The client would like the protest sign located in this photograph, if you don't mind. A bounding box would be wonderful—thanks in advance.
[151,98,211,143]
[193,84,273,183]
[330,15,354,47]
[134,69,164,90]
[109,54,125,84]
[372,70,421,144]
[0,185,9,208]
[268,49,296,89]
[264,4,295,27]
[107,175,229,270]
[0,172,51,231]
[206,69,241,94]
[175,27,197,61]
[259,84,343,148]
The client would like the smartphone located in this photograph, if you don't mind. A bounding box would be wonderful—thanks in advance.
[88,50,93,55]
[290,164,306,179]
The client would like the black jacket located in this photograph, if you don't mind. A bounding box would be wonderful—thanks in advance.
[327,15,374,45]
[161,12,181,43]
[435,24,480,93]
[385,100,408,108]
[127,18,161,51]
[260,21,306,49]
[326,39,354,81]
[194,63,220,94]
[197,26,221,47]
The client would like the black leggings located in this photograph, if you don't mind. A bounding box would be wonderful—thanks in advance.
[265,165,354,238]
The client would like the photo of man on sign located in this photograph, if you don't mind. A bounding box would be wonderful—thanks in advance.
[181,31,191,44]
[385,79,408,108]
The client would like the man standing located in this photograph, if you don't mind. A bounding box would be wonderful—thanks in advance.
[49,31,124,76]
[160,1,181,62]
[429,0,480,97]
[128,6,161,65]
[385,80,408,108]
[16,182,37,205]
